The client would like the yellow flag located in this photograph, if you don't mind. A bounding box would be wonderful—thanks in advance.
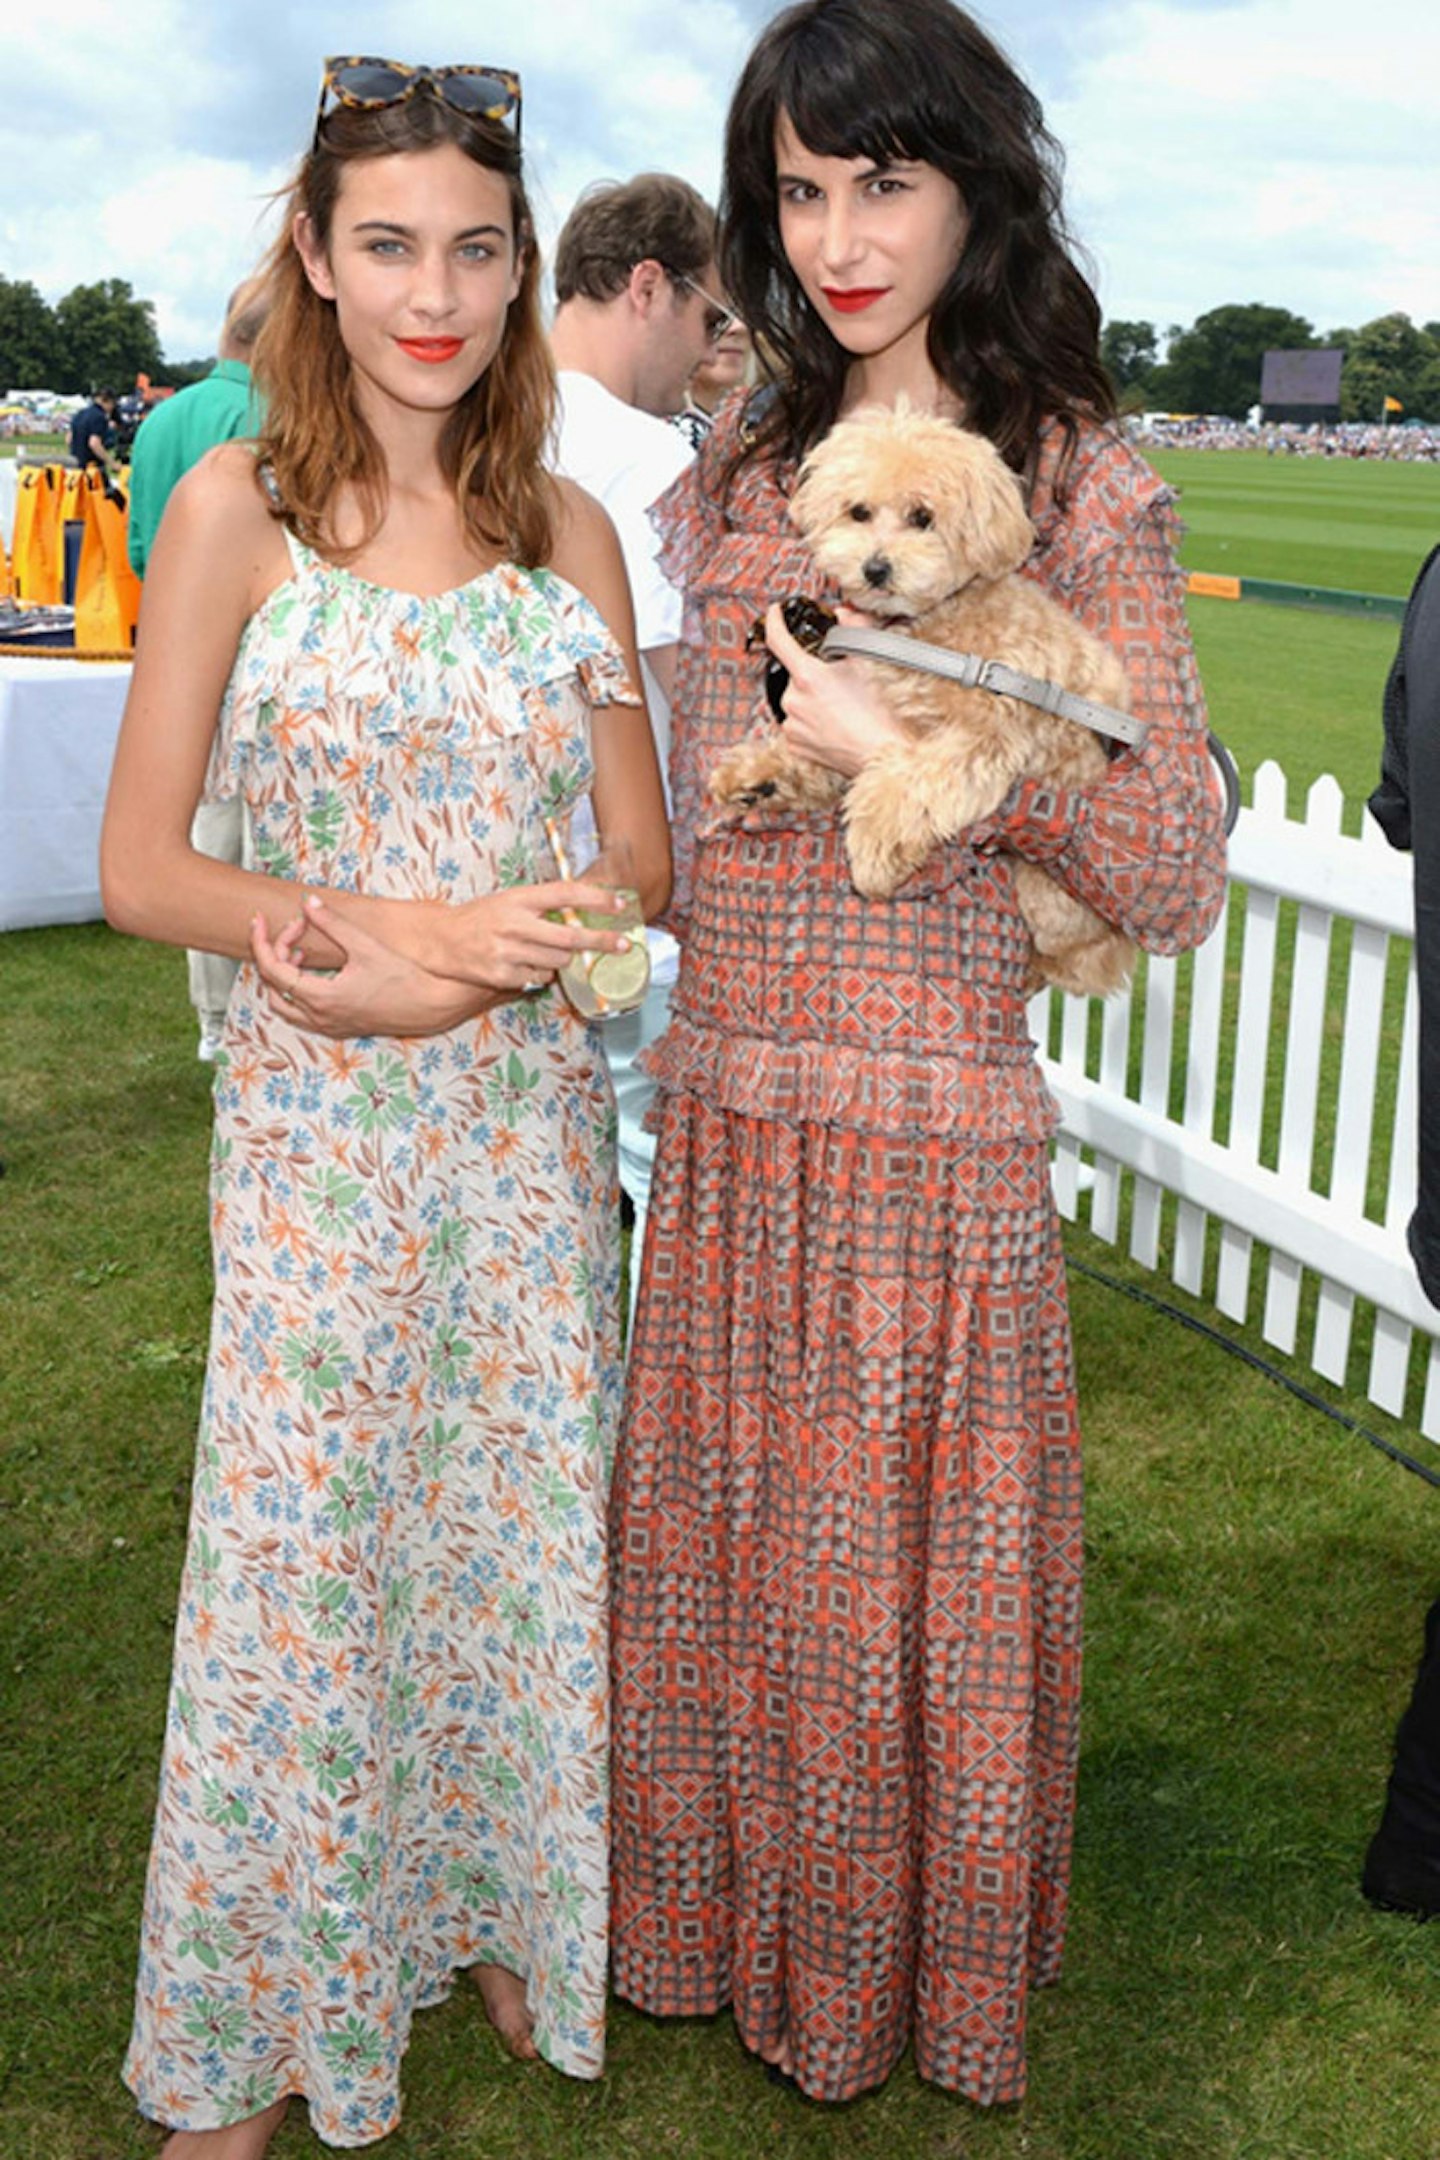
[1384,395,1404,413]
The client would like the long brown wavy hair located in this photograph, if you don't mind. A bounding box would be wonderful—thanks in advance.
[253,89,556,566]
[721,0,1115,499]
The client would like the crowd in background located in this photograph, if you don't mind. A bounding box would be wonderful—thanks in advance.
[1131,414,1440,459]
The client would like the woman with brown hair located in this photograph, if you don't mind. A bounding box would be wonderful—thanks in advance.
[102,58,667,2156]
[608,0,1225,2112]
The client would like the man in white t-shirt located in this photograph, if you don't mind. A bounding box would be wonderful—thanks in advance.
[549,174,734,1321]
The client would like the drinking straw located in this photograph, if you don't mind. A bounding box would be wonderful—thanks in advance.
[544,815,610,1013]
[543,815,574,880]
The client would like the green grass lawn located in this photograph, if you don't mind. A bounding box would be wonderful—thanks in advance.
[0,433,67,461]
[1141,447,1423,823]
[1148,448,1438,598]
[2,925,1437,2160]
[1189,596,1398,825]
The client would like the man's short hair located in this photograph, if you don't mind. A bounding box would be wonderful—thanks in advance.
[554,173,716,306]
[222,276,271,358]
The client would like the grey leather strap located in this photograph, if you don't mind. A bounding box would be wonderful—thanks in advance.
[819,622,1151,749]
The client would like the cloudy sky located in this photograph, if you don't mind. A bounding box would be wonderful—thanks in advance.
[3,0,1436,363]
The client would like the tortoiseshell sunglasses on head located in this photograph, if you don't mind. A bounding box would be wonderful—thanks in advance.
[312,57,522,150]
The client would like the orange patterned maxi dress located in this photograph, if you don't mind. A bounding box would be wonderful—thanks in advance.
[608,406,1227,2106]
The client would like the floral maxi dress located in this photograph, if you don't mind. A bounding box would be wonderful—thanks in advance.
[124,539,635,2145]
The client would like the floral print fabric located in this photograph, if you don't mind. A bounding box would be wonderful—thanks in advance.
[123,542,637,2144]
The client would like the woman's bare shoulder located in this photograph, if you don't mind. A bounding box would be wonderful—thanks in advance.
[167,439,273,529]
[550,472,615,553]
[547,474,627,615]
[153,442,290,608]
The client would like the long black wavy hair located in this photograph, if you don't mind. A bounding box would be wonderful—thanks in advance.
[721,0,1115,494]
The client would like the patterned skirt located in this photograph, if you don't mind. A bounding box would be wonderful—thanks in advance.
[609,1091,1083,2106]
[122,993,619,2144]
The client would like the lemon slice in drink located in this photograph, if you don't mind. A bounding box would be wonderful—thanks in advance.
[587,939,650,1006]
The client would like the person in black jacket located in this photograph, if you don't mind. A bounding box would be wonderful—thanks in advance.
[1363,542,1440,1919]
[68,388,118,478]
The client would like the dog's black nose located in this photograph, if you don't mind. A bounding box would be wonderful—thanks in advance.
[862,553,891,589]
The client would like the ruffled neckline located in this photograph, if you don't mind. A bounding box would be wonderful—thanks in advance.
[286,543,511,607]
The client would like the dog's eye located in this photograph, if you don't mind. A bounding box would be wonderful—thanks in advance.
[848,503,872,523]
[906,505,935,530]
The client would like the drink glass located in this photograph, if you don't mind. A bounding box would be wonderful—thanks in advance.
[555,835,650,1019]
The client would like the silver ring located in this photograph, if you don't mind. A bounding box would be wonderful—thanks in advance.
[281,987,297,1004]
[521,978,542,994]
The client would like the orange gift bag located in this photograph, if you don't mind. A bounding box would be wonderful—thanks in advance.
[10,463,67,605]
[74,467,141,651]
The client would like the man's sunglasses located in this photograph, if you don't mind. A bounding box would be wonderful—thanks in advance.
[666,268,742,346]
[313,57,522,151]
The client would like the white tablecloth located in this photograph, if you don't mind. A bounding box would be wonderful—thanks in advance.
[0,653,131,930]
[0,460,18,549]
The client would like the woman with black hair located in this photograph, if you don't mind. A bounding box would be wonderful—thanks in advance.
[608,0,1226,2110]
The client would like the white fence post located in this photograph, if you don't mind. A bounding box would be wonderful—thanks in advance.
[1037,758,1440,1445]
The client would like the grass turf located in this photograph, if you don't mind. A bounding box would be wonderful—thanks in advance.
[3,925,1437,2160]
[1147,448,1437,600]
[1188,597,1398,829]
[1148,446,1422,827]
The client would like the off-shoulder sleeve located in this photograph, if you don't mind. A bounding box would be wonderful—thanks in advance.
[573,638,642,710]
[992,429,1227,954]
[527,569,643,709]
[653,415,732,605]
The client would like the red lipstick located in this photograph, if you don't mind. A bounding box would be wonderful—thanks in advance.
[822,288,887,313]
[397,337,464,363]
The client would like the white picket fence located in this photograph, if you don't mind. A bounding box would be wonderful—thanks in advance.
[1031,757,1440,1444]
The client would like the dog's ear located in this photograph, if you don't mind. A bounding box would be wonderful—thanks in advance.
[947,436,1035,580]
[789,449,823,537]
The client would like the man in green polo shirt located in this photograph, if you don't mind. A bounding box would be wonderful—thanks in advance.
[127,278,268,577]
[128,276,268,1057]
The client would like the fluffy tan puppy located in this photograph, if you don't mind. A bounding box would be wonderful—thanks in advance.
[710,405,1137,996]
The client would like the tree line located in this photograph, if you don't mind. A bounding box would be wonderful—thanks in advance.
[5,270,1438,426]
[0,275,211,396]
[1101,304,1440,423]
